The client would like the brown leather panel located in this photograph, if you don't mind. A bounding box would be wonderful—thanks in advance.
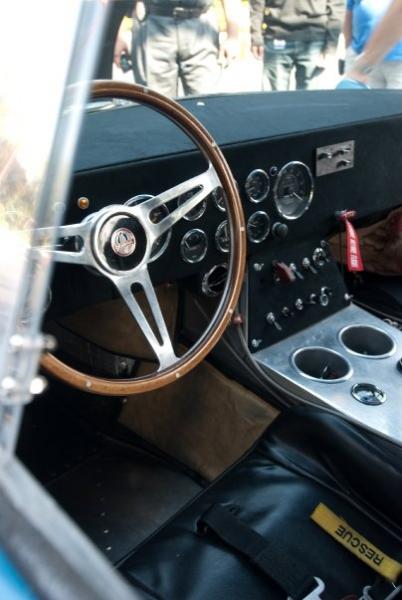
[58,285,178,361]
[119,361,278,481]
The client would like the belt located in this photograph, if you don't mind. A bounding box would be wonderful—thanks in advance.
[147,5,207,18]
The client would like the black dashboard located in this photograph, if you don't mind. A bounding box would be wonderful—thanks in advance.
[52,89,402,351]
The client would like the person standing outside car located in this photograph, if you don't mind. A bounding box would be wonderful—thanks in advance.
[250,0,345,90]
[114,0,241,97]
[343,0,402,89]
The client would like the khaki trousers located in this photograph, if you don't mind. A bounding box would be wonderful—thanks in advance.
[131,12,220,97]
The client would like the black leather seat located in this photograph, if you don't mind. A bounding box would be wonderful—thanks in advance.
[118,407,402,600]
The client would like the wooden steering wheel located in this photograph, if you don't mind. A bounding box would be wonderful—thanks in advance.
[40,81,246,395]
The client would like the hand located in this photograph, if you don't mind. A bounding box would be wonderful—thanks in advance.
[251,45,264,60]
[114,35,129,68]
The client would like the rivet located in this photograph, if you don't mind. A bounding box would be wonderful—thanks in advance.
[77,196,90,210]
[175,372,180,379]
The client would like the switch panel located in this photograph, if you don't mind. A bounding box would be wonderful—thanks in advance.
[248,239,348,350]
[315,140,354,176]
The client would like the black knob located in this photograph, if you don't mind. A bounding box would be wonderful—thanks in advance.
[272,222,288,239]
[397,358,402,373]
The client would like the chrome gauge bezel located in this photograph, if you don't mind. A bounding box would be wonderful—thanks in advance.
[125,194,171,262]
[180,228,208,264]
[247,211,271,243]
[201,263,228,297]
[273,161,314,221]
[215,220,230,254]
[211,187,226,212]
[177,192,207,221]
[245,169,270,203]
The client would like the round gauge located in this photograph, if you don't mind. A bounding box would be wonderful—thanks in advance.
[201,264,228,297]
[215,220,230,254]
[180,229,208,264]
[245,169,270,203]
[125,194,171,262]
[177,187,206,221]
[211,187,226,212]
[273,161,314,220]
[247,211,271,243]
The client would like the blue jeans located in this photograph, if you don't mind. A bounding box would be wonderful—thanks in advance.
[263,39,326,91]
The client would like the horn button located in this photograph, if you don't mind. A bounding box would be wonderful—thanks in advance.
[94,213,147,272]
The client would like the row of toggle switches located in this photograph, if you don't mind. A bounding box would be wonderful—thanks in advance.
[270,246,330,284]
[266,287,332,331]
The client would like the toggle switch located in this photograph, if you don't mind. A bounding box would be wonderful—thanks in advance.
[266,312,282,331]
[294,298,304,311]
[336,159,351,168]
[272,261,296,284]
[289,262,304,280]
[302,257,318,274]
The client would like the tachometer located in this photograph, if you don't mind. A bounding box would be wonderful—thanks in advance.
[273,161,313,220]
[247,211,270,243]
[245,169,270,203]
[180,229,208,264]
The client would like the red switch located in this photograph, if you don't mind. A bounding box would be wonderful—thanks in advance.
[272,261,296,284]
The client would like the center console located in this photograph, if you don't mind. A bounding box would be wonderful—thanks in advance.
[246,241,402,446]
[254,304,402,445]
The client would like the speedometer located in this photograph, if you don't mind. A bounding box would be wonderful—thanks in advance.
[273,161,313,220]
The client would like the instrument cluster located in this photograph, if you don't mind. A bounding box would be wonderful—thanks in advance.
[130,161,315,297]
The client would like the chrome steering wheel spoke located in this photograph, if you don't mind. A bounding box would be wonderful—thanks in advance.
[132,164,220,242]
[113,267,178,370]
[32,221,93,266]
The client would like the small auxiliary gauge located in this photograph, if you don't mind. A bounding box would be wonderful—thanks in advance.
[211,187,226,212]
[177,186,206,221]
[274,161,314,220]
[247,211,271,243]
[215,220,230,253]
[245,169,270,203]
[201,264,228,297]
[180,229,208,264]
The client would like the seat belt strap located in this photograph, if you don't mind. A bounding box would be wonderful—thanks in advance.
[200,504,320,600]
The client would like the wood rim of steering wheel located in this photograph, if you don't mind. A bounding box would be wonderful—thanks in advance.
[41,81,246,396]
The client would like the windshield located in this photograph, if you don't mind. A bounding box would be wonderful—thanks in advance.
[97,0,402,97]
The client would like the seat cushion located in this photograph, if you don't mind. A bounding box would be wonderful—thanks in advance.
[119,407,402,600]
